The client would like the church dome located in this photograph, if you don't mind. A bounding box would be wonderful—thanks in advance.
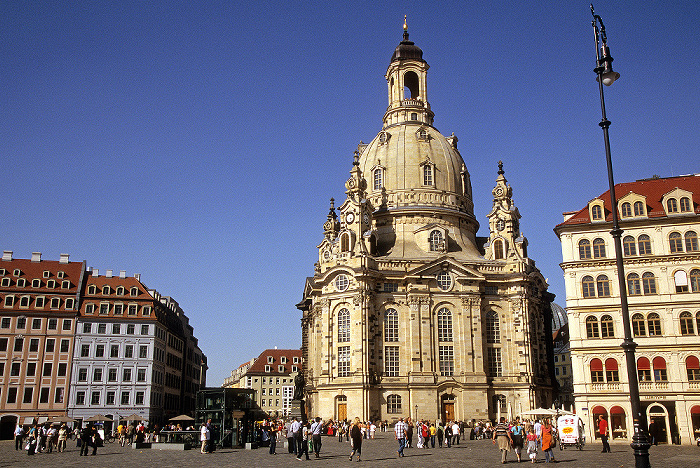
[358,123,474,218]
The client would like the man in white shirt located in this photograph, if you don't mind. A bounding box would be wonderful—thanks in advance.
[451,421,460,445]
[290,417,302,455]
[394,417,408,457]
[534,419,542,450]
[310,417,323,458]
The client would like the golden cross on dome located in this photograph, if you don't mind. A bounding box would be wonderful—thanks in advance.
[403,15,407,31]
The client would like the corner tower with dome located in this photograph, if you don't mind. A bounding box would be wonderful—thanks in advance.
[297,23,556,423]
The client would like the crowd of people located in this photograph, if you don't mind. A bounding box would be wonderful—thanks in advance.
[13,420,160,456]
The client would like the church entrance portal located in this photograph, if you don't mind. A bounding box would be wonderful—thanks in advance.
[441,394,455,422]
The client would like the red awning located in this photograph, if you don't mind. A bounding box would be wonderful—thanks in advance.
[686,355,700,370]
[691,405,700,415]
[637,357,650,370]
[590,358,603,371]
[605,358,618,371]
[592,406,607,415]
[610,406,625,415]
[653,356,667,370]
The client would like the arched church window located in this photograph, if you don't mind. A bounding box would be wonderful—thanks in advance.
[494,239,505,259]
[384,309,398,342]
[423,165,433,186]
[437,308,452,342]
[373,168,383,190]
[486,310,500,344]
[335,274,349,292]
[429,230,443,252]
[340,233,350,252]
[337,308,350,343]
[387,394,402,413]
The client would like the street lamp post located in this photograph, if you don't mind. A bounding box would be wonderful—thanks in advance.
[590,5,651,467]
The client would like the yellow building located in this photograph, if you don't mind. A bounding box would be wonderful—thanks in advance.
[555,174,700,445]
[297,24,556,424]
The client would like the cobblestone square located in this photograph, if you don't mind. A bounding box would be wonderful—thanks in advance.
[1,434,698,467]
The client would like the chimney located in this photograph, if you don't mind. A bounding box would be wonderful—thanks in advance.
[59,253,70,264]
[106,270,113,278]
[2,251,12,261]
[135,273,141,282]
[92,269,99,277]
[119,270,126,279]
[31,252,42,262]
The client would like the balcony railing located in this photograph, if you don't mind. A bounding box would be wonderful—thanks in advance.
[401,99,424,107]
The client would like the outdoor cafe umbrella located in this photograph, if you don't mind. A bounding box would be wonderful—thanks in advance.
[520,408,558,417]
[85,414,113,422]
[122,414,143,422]
[168,415,195,422]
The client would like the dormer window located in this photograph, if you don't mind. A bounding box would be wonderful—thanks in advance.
[57,271,65,279]
[591,205,603,221]
[16,278,26,287]
[32,279,40,288]
[102,286,110,295]
[13,269,21,277]
[130,287,138,296]
[278,365,285,372]
[43,271,50,278]
[378,131,390,145]
[373,168,383,190]
[423,164,433,186]
[281,356,287,364]
[0,278,9,287]
[634,201,645,216]
[47,280,56,289]
[61,280,70,289]
[621,202,632,218]
[667,198,678,213]
[416,127,429,141]
[429,230,444,252]
[267,356,274,364]
[116,286,125,296]
[293,357,299,364]
[265,365,271,372]
[680,197,691,212]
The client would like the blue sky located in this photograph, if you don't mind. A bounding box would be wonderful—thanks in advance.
[2,1,699,385]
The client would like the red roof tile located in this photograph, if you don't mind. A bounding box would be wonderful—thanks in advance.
[246,349,302,375]
[557,174,700,227]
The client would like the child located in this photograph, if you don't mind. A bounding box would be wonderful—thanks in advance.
[527,428,538,463]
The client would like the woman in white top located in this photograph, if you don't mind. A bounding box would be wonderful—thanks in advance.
[200,423,210,454]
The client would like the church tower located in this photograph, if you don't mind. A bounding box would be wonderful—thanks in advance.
[299,23,555,424]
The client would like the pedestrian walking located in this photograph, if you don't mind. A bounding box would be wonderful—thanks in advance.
[445,423,452,447]
[598,415,611,453]
[14,424,24,450]
[57,424,68,453]
[493,417,513,464]
[527,428,538,463]
[268,422,277,454]
[394,417,408,457]
[541,419,555,463]
[349,418,363,461]
[511,418,525,462]
[310,416,323,457]
[79,425,91,456]
[296,422,310,460]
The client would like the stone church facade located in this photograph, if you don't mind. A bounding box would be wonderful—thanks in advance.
[297,24,555,424]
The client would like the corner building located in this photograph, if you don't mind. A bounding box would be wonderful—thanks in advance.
[555,174,700,445]
[298,26,555,423]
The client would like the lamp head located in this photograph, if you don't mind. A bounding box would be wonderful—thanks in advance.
[598,44,620,86]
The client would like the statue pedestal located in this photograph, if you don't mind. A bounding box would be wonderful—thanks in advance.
[290,399,306,423]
